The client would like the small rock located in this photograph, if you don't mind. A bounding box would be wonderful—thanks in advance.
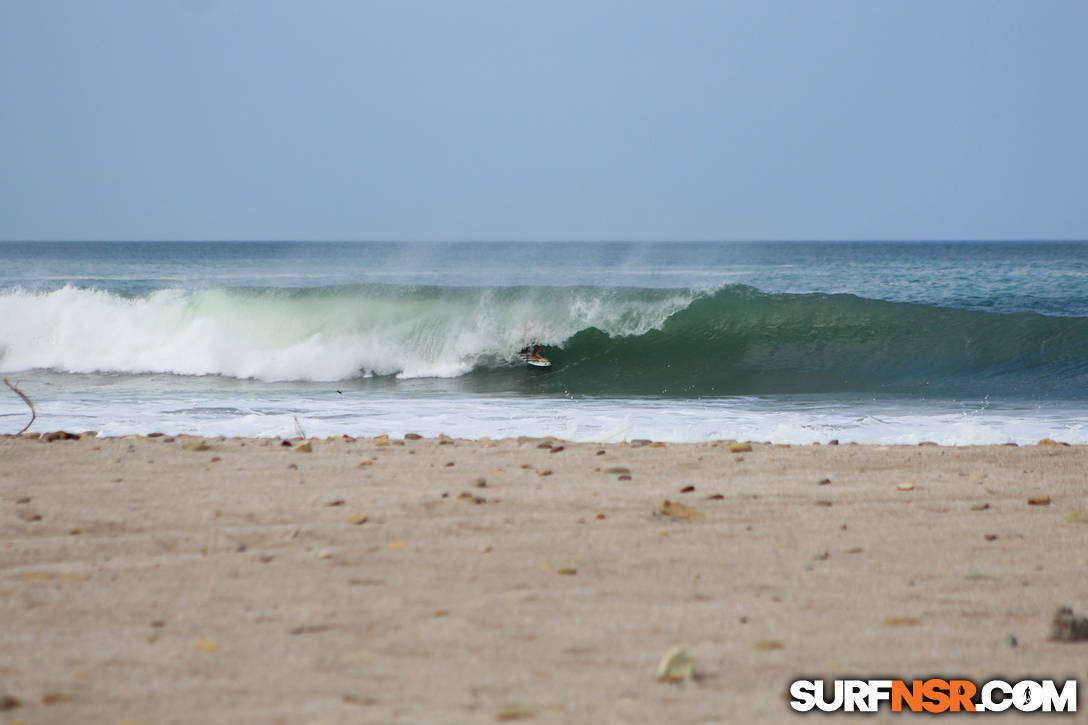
[557,567,578,576]
[347,515,369,525]
[1049,606,1088,641]
[817,478,831,485]
[193,637,220,652]
[679,485,695,493]
[1027,495,1051,506]
[473,477,487,488]
[656,646,695,682]
[603,466,630,475]
[656,500,705,519]
[404,433,422,440]
[41,692,75,704]
[280,440,293,447]
[706,494,724,500]
[549,445,565,453]
[182,440,211,452]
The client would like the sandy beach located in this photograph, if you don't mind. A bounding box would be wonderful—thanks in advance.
[1,433,1086,723]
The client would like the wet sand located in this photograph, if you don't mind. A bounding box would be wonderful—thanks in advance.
[1,434,1086,723]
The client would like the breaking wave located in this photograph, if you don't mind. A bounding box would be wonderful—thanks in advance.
[2,284,1086,397]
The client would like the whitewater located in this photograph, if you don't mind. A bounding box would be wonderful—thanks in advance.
[1,241,1086,444]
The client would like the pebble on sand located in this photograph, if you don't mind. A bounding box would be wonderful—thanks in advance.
[1027,495,1051,506]
[656,500,705,519]
[193,637,221,652]
[656,647,695,682]
[1048,606,1088,642]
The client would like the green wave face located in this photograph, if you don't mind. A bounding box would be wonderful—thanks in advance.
[532,286,1088,397]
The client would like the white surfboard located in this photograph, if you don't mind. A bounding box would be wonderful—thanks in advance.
[518,352,551,367]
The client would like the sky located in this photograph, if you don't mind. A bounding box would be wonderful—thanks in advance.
[1,0,1086,242]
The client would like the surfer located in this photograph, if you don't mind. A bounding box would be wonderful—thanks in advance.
[517,343,551,367]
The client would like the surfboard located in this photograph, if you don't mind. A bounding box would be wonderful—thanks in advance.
[518,352,551,367]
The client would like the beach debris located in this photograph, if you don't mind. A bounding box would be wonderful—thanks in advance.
[1037,438,1070,446]
[41,430,79,441]
[679,485,695,493]
[603,466,630,475]
[706,494,724,500]
[729,441,752,453]
[881,616,921,627]
[1064,511,1088,523]
[549,445,565,453]
[280,439,292,447]
[41,692,75,705]
[404,433,422,440]
[4,378,36,435]
[495,709,537,722]
[656,499,705,519]
[182,439,211,451]
[817,478,831,485]
[557,567,578,575]
[896,482,915,491]
[629,439,652,447]
[1027,495,1051,506]
[347,515,369,525]
[656,646,695,682]
[752,640,784,650]
[193,637,221,652]
[1048,606,1088,642]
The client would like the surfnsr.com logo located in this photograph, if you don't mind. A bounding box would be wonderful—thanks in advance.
[789,678,1077,713]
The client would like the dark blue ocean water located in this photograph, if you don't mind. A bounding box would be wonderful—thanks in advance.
[1,241,1085,443]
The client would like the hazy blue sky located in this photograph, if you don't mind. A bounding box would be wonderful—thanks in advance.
[2,1,1086,241]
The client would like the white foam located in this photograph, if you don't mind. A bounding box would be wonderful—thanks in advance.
[0,285,694,381]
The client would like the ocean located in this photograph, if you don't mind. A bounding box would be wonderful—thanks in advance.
[1,241,1086,444]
